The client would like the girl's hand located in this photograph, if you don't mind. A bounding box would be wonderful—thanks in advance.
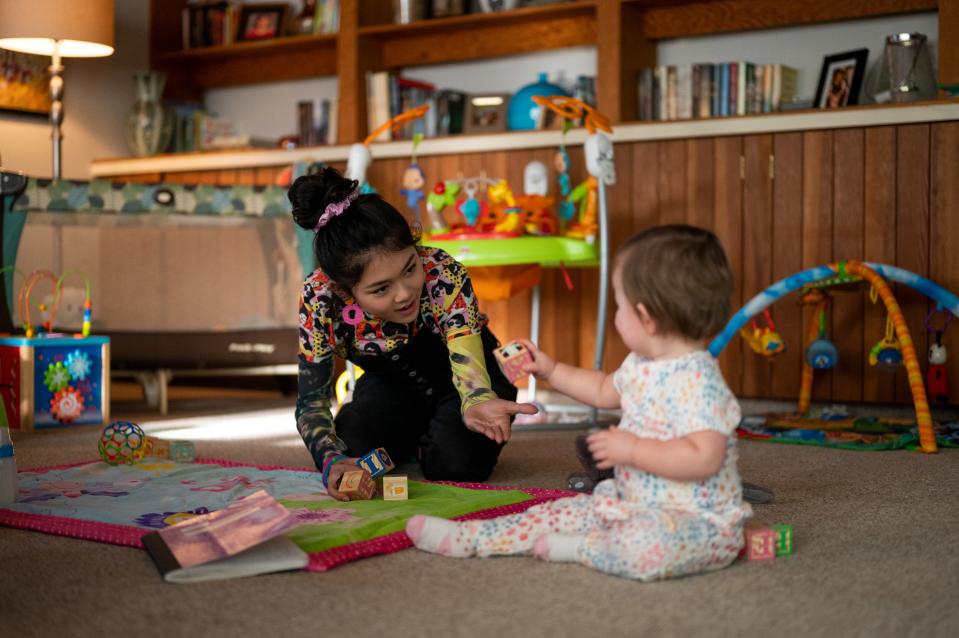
[464,399,539,444]
[586,426,637,470]
[515,339,557,381]
[326,458,369,501]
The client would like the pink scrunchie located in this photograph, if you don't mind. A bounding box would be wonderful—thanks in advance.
[314,190,359,231]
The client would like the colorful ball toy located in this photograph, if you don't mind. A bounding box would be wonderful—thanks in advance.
[98,421,147,465]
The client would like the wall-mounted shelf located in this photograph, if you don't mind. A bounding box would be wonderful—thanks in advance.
[358,1,596,69]
[91,100,959,177]
[145,0,955,144]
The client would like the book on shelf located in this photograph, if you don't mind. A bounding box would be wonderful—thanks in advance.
[314,0,340,35]
[181,1,340,51]
[367,71,467,141]
[182,1,239,49]
[141,491,307,584]
[637,62,798,122]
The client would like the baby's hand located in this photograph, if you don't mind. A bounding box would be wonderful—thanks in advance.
[586,426,636,470]
[515,339,557,381]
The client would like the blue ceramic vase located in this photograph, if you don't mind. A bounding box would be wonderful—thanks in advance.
[508,72,568,131]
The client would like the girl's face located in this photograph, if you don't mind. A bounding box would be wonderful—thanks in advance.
[352,246,424,324]
[612,266,654,357]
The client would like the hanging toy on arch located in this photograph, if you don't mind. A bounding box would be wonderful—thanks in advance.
[925,307,951,403]
[805,304,838,370]
[740,308,785,356]
[399,132,427,230]
[868,314,903,372]
[553,121,575,226]
[866,284,901,373]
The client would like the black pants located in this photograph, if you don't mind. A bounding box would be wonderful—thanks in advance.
[334,327,516,482]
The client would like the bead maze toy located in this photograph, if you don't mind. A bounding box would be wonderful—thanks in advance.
[1,267,109,430]
[709,260,959,453]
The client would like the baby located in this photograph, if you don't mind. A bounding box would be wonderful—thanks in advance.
[406,224,753,580]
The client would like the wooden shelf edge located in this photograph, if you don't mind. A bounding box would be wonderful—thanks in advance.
[154,33,338,63]
[358,0,596,36]
[91,101,959,177]
[638,0,938,40]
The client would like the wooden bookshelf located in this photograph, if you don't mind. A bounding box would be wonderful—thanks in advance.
[148,0,955,143]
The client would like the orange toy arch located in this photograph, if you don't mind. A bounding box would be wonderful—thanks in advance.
[797,261,934,453]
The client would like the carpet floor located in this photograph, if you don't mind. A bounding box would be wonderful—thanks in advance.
[2,395,958,638]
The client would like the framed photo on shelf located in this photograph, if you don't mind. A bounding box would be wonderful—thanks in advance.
[0,50,51,116]
[464,94,509,133]
[814,48,868,109]
[236,3,287,42]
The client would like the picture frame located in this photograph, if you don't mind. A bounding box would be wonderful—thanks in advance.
[0,50,52,116]
[814,48,869,109]
[464,93,509,133]
[236,3,288,42]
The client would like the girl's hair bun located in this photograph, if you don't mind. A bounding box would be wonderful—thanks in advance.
[289,166,359,230]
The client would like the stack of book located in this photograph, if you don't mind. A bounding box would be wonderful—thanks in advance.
[169,105,275,153]
[637,63,798,121]
[181,0,339,50]
[367,71,467,141]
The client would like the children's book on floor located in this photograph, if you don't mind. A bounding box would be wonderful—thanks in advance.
[141,490,308,583]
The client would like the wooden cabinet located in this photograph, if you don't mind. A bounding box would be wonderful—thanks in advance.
[149,0,953,144]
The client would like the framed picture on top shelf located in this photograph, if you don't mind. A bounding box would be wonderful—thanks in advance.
[464,94,509,133]
[236,3,288,42]
[814,48,868,109]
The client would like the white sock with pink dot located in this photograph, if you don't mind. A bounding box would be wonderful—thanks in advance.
[405,515,475,558]
[533,533,581,563]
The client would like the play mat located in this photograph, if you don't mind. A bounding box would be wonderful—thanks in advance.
[738,413,959,451]
[0,458,571,571]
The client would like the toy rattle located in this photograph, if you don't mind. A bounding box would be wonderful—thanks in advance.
[805,307,838,370]
[869,314,902,372]
[98,421,148,466]
[741,309,785,356]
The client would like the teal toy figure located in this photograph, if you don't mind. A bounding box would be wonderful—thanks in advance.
[554,147,575,223]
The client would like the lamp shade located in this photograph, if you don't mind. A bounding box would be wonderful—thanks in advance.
[0,0,114,57]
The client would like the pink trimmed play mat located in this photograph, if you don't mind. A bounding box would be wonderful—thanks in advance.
[0,458,572,571]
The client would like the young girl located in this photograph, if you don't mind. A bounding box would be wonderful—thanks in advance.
[290,167,536,501]
[406,225,753,580]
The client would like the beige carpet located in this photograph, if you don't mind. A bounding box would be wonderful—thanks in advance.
[2,396,958,638]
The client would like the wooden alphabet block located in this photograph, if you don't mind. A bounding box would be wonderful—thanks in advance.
[339,470,375,500]
[170,440,196,463]
[357,447,395,478]
[493,341,534,384]
[144,436,170,459]
[745,527,776,561]
[383,475,408,501]
[773,524,793,556]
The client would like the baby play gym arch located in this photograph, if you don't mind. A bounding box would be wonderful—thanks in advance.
[708,261,959,454]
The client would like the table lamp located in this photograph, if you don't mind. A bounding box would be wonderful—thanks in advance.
[0,0,114,180]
